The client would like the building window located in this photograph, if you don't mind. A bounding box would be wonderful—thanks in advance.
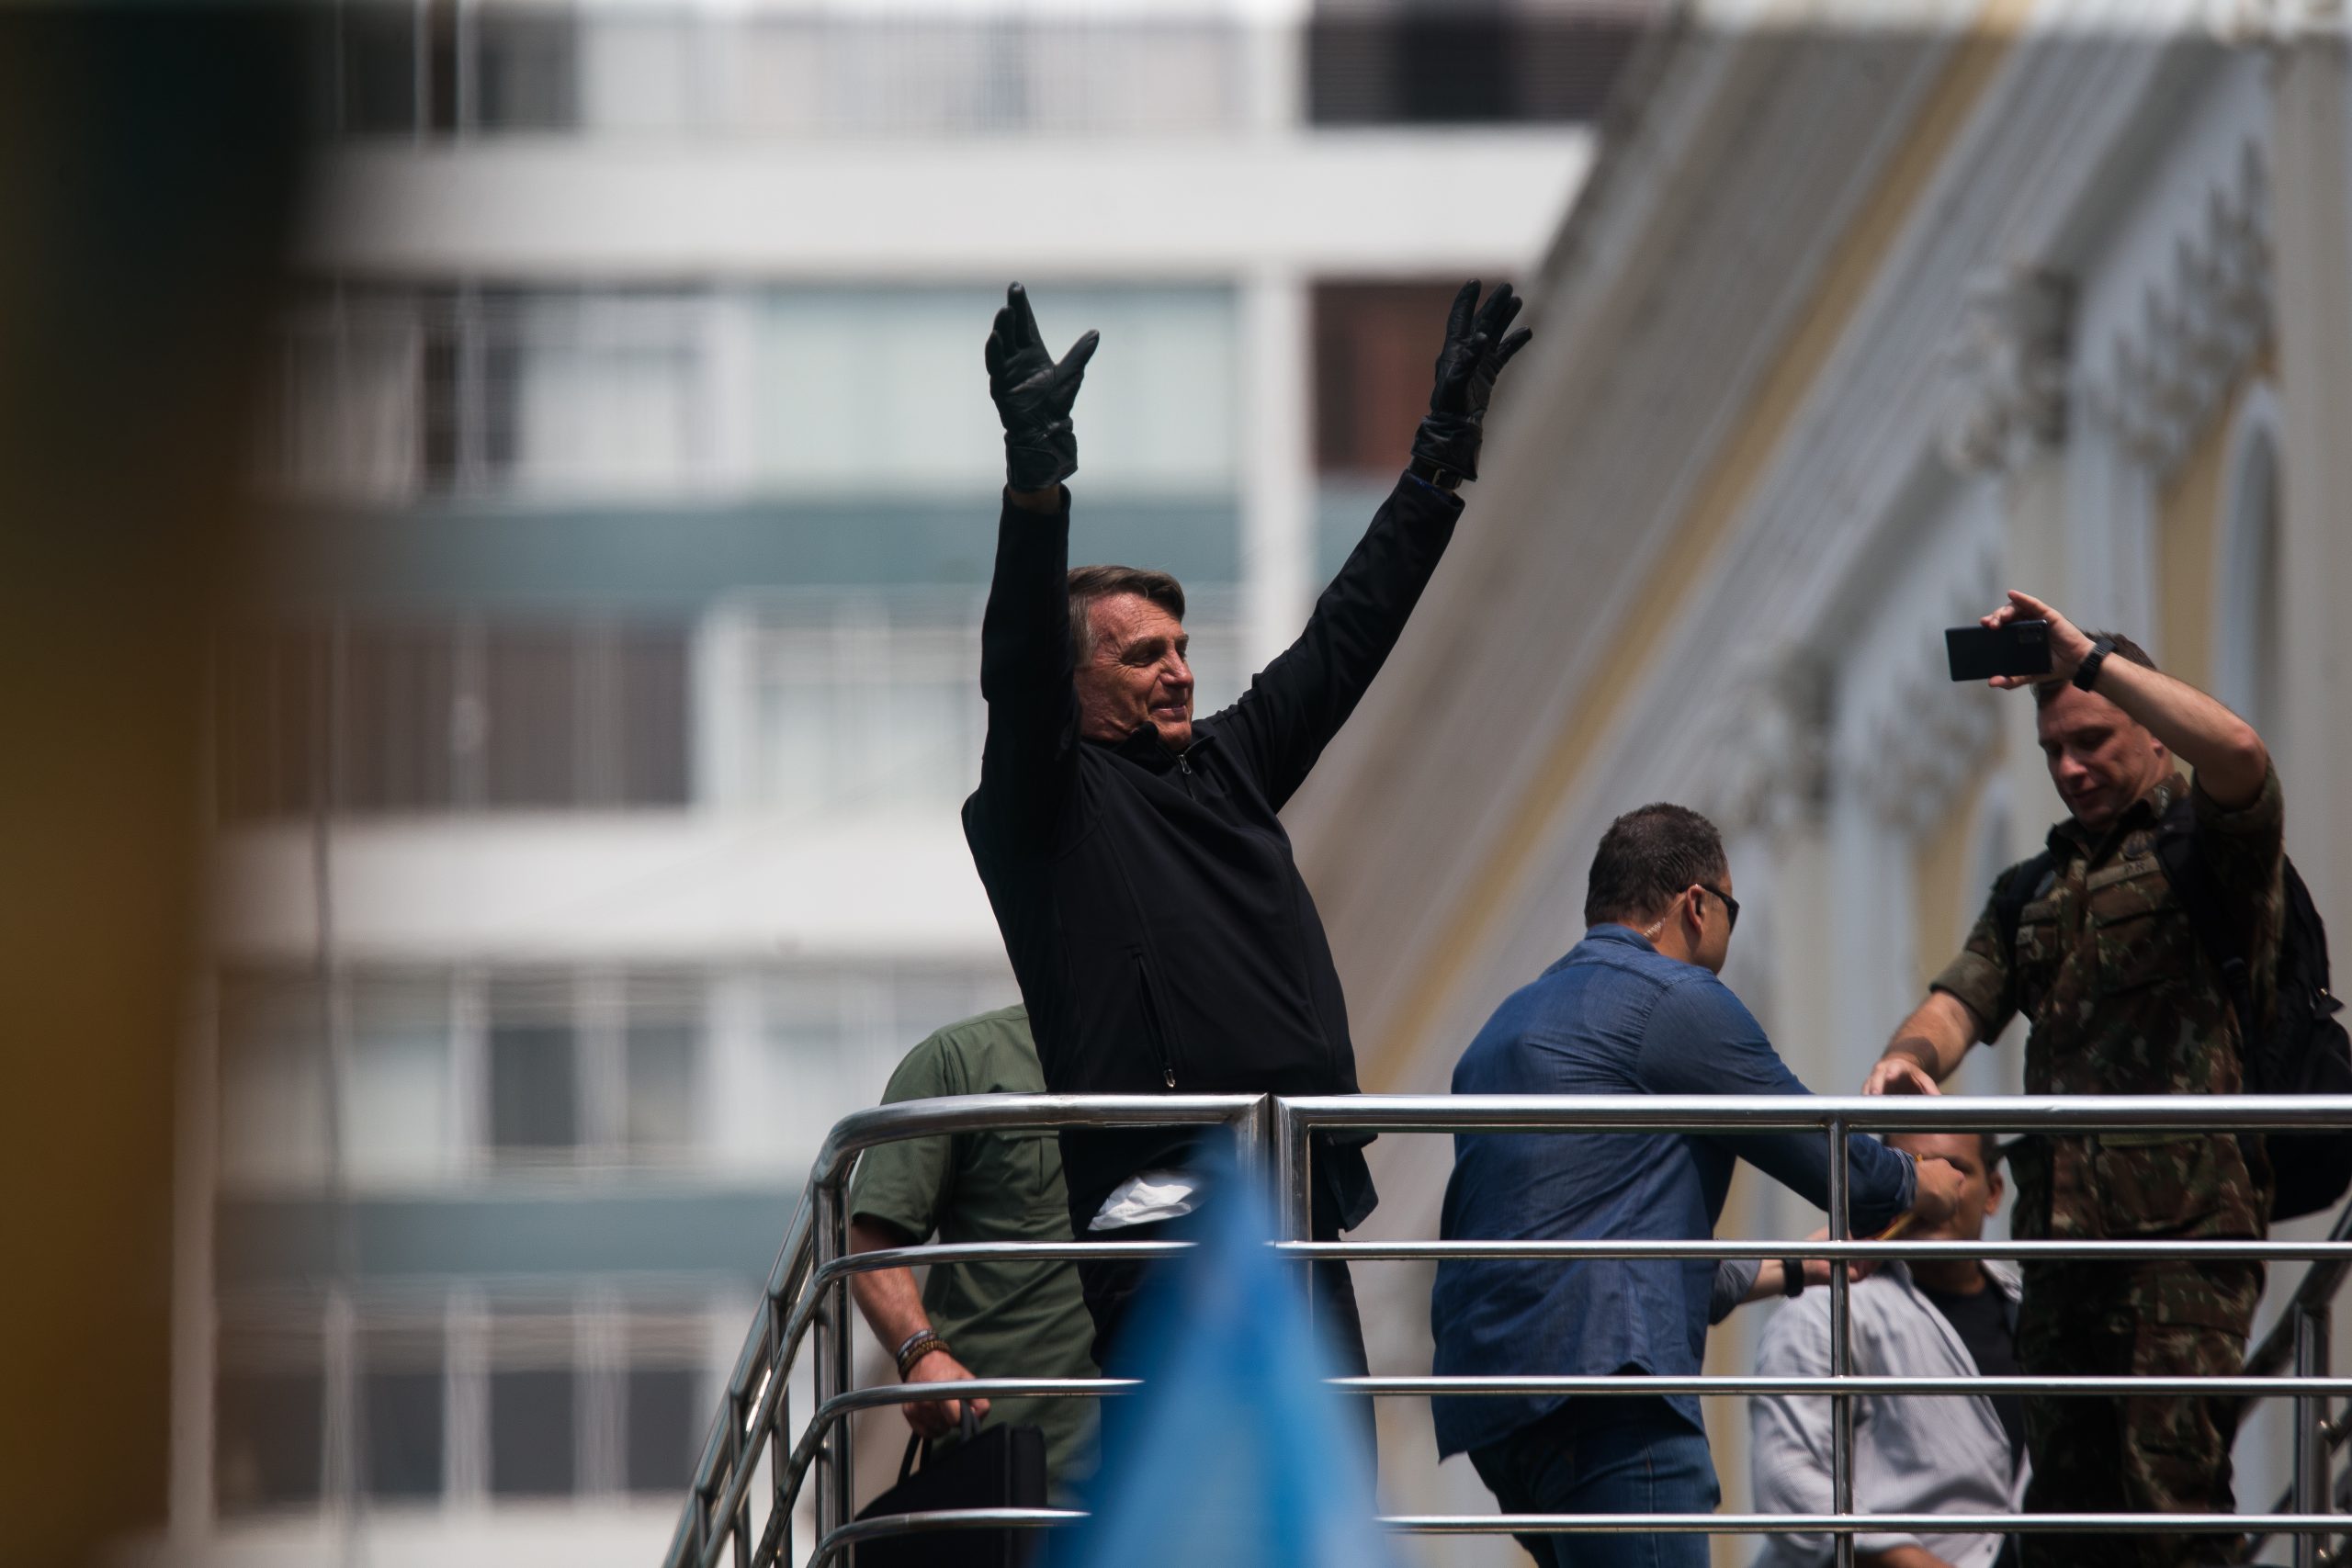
[621,1310,707,1495]
[474,6,579,130]
[332,0,579,137]
[488,976,581,1160]
[752,607,985,814]
[360,1315,447,1502]
[342,624,460,812]
[218,975,330,1190]
[742,598,1240,815]
[211,617,691,821]
[276,290,422,502]
[346,973,456,1182]
[333,4,421,137]
[753,287,1238,497]
[1313,281,1469,477]
[212,627,325,821]
[489,1310,580,1497]
[623,973,702,1157]
[215,1305,324,1515]
[760,964,1022,1155]
[1306,3,1648,126]
[331,9,1246,140]
[275,287,709,502]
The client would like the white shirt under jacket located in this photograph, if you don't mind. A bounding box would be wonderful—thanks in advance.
[1750,1260,2029,1568]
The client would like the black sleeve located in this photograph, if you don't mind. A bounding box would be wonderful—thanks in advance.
[969,489,1079,849]
[1204,471,1463,810]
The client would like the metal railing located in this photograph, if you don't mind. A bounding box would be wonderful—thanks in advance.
[662,1093,2352,1568]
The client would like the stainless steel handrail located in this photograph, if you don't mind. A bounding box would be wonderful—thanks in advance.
[662,1093,1266,1568]
[665,1092,2352,1568]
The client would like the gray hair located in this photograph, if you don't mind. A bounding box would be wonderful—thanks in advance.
[1066,564,1186,662]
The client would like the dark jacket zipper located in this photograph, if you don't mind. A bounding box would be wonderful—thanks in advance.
[1176,750,1197,800]
[1134,951,1178,1088]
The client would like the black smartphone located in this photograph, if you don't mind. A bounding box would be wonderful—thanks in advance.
[1945,620,2052,682]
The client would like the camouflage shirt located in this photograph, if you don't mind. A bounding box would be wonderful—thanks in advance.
[1931,767,2285,1243]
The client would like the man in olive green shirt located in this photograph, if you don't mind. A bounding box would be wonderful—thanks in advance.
[846,1005,1099,1495]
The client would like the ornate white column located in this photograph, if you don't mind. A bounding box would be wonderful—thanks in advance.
[1694,649,1841,1108]
[1240,268,1313,670]
[1940,264,2077,862]
[2268,17,2352,931]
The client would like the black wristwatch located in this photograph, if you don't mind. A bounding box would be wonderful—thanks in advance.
[2072,635,2115,692]
[1781,1258,1805,1297]
[1409,456,1463,492]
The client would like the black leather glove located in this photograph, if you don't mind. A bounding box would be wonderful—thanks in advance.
[1410,280,1533,485]
[985,282,1100,492]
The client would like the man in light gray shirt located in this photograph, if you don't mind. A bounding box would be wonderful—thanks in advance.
[1752,1131,2027,1568]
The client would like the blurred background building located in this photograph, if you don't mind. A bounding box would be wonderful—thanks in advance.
[143,3,2352,1566]
[171,2,1613,1565]
[1283,2,2352,1559]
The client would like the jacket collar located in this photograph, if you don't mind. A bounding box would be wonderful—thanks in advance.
[2049,768,2185,863]
[1544,924,1657,976]
[1089,720,1216,773]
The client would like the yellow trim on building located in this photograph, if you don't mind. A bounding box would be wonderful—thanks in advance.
[1913,781,1982,995]
[2156,353,2277,694]
[1368,0,2038,1089]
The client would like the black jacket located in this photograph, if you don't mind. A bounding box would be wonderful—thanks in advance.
[962,472,1464,1235]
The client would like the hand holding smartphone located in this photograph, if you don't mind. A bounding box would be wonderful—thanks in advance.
[1946,619,2052,682]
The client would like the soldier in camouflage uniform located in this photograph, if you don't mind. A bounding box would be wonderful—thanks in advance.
[1861,593,2284,1568]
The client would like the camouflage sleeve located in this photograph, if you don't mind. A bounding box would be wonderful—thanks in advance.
[2190,761,2283,908]
[1928,896,2015,1043]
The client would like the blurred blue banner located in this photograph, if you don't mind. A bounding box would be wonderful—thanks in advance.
[1048,1168,1398,1568]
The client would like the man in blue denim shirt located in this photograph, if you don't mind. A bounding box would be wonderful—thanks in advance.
[1431,804,1962,1568]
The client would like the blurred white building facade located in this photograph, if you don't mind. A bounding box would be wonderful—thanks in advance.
[173,3,1605,1565]
[1280,3,2352,1559]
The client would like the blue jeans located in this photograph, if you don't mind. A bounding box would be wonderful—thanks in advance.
[1466,1395,1719,1568]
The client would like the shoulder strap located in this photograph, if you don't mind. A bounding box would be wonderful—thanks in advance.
[1994,851,2055,961]
[2152,794,2257,1027]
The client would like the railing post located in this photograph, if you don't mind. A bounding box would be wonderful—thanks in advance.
[812,1182,850,1552]
[1272,1096,1313,1316]
[730,1384,752,1568]
[2297,1303,2333,1568]
[772,1296,792,1568]
[1828,1117,1854,1568]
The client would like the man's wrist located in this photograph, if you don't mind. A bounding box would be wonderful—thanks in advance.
[1005,483,1062,515]
[895,1328,947,1380]
[1883,1036,1939,1073]
[2071,634,2115,692]
[1408,455,1464,493]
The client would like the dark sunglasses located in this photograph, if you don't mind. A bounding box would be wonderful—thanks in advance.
[1699,883,1740,933]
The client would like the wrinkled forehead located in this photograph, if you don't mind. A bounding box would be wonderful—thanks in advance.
[1089,591,1187,652]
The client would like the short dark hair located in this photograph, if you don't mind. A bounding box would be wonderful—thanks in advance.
[2033,629,2155,707]
[1894,1129,2005,1174]
[1068,565,1186,662]
[1583,803,1730,929]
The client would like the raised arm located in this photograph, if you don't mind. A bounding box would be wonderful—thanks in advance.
[1209,281,1532,807]
[1982,589,2270,807]
[970,284,1100,846]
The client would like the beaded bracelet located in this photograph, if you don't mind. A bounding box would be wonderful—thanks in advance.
[896,1328,947,1381]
